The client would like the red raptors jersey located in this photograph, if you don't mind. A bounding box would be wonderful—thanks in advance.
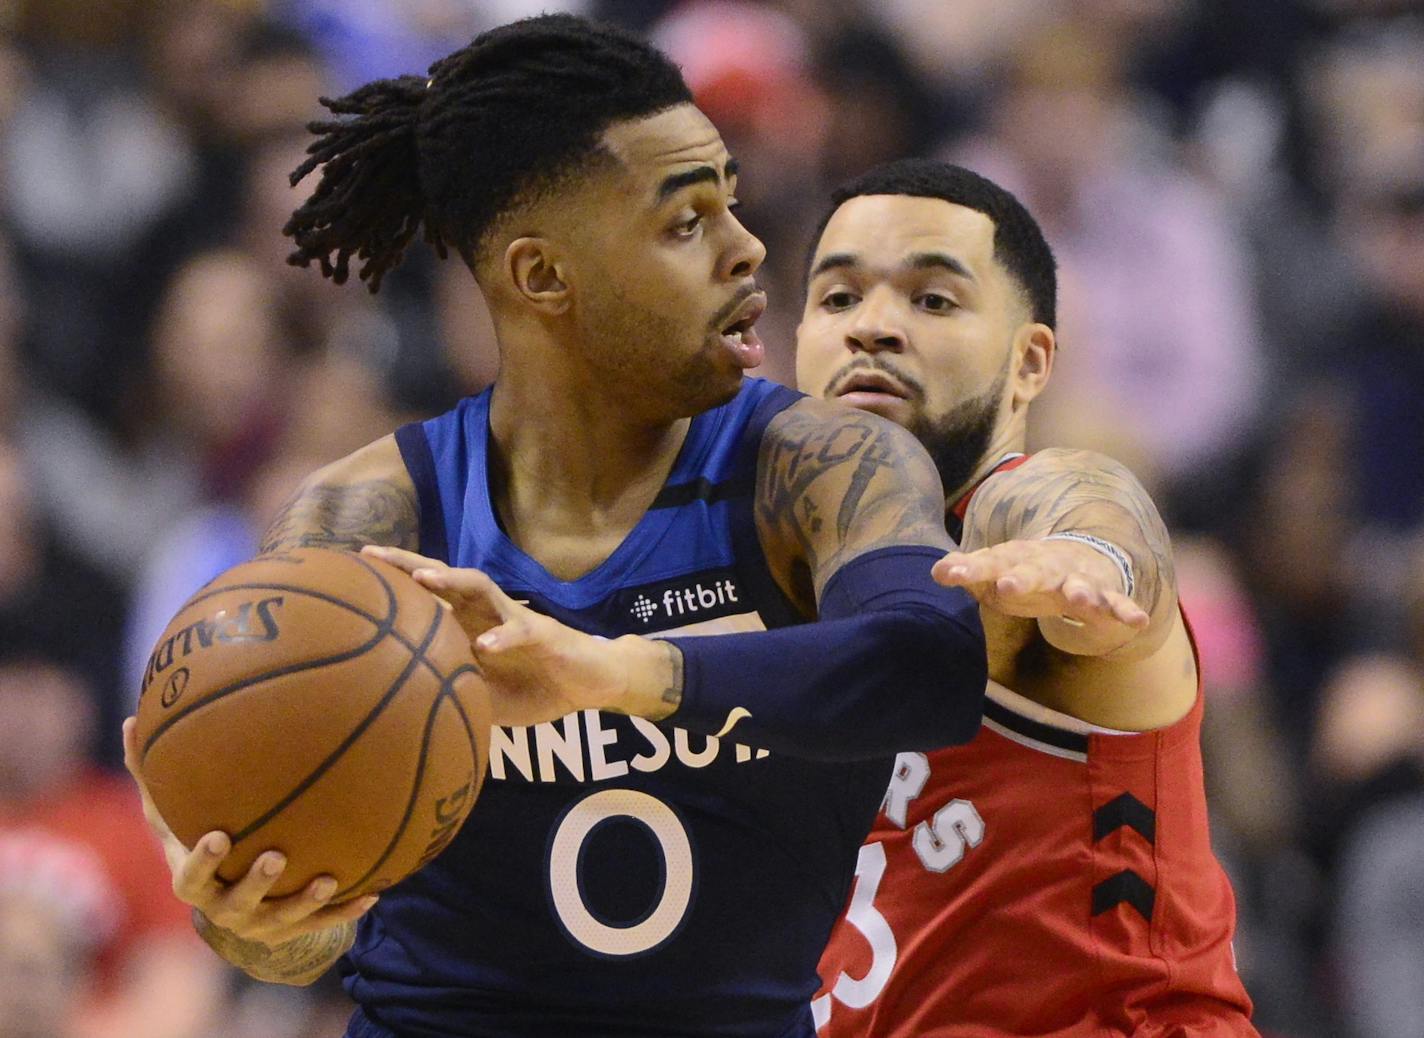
[814,460,1256,1037]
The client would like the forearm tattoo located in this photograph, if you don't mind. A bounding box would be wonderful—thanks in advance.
[660,641,684,711]
[194,911,356,984]
[259,479,419,555]
[963,449,1174,616]
[757,406,949,601]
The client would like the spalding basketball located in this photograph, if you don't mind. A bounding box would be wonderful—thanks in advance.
[134,547,491,901]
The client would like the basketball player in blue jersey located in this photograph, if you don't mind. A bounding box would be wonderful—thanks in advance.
[119,16,997,1037]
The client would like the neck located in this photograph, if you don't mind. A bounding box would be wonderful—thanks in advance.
[943,421,1026,511]
[486,321,691,522]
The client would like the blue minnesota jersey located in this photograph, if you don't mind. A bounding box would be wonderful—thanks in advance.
[344,379,894,1037]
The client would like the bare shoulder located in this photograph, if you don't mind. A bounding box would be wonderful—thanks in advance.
[965,449,1165,553]
[968,447,1195,726]
[259,435,419,554]
[755,397,949,610]
[968,444,1156,529]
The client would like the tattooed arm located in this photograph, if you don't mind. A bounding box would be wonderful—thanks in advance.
[259,435,418,554]
[932,448,1197,730]
[633,397,987,757]
[945,448,1176,659]
[193,910,357,986]
[122,437,414,987]
[754,397,953,612]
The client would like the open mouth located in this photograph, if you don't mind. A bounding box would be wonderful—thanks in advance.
[718,293,767,369]
[720,293,766,340]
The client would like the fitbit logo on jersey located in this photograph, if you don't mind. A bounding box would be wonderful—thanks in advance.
[662,580,739,616]
[628,577,740,624]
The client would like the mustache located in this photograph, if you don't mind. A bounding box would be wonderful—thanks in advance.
[709,282,762,330]
[824,358,926,400]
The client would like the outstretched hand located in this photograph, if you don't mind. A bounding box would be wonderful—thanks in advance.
[932,538,1149,653]
[362,546,674,726]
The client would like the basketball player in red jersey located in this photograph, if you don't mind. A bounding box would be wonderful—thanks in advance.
[799,159,1257,1037]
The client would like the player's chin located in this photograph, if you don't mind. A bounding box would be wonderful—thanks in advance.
[686,341,747,407]
[698,369,744,412]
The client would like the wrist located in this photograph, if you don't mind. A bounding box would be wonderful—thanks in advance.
[610,636,682,721]
[1041,532,1135,599]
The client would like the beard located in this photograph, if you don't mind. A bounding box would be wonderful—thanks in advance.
[905,366,1007,502]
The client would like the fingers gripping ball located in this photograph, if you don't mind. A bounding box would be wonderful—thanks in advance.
[134,548,492,900]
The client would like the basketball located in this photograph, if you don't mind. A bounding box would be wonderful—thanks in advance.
[133,547,491,901]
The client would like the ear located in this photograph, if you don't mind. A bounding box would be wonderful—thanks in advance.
[503,237,571,315]
[1009,322,1054,410]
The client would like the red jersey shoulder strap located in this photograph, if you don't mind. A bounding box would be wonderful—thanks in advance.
[947,452,1030,542]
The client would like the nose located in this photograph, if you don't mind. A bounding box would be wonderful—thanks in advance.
[846,290,905,354]
[720,216,767,281]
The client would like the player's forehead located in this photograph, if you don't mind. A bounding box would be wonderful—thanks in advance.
[812,195,996,278]
[599,104,733,195]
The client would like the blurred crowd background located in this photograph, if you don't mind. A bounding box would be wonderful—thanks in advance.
[1,0,1422,1036]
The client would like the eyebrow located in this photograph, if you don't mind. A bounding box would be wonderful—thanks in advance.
[809,250,975,281]
[809,252,857,279]
[908,251,974,280]
[656,158,740,203]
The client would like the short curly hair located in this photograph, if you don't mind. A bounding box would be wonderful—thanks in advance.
[810,159,1058,328]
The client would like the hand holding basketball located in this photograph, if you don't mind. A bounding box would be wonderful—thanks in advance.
[362,546,673,725]
[131,548,492,906]
[122,718,378,946]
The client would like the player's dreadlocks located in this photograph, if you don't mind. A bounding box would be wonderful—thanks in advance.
[284,14,693,292]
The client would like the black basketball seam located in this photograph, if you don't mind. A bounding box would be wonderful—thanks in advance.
[142,556,480,757]
[438,665,479,745]
[142,553,490,902]
[330,606,487,899]
[180,551,399,633]
[433,663,484,842]
[139,590,398,760]
[225,599,448,849]
[334,606,462,901]
[173,577,471,685]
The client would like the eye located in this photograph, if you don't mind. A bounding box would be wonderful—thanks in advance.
[673,213,703,238]
[917,292,957,313]
[821,291,858,311]
[728,198,743,213]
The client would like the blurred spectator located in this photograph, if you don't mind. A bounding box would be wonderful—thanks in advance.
[0,439,127,763]
[1237,387,1360,758]
[0,654,224,1038]
[1333,792,1424,1038]
[0,889,86,1038]
[1178,536,1299,854]
[957,14,1265,502]
[22,249,296,583]
[1330,166,1424,531]
[2,0,194,427]
[1176,535,1322,1032]
[1311,654,1424,1037]
[123,334,403,709]
[1312,655,1423,801]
